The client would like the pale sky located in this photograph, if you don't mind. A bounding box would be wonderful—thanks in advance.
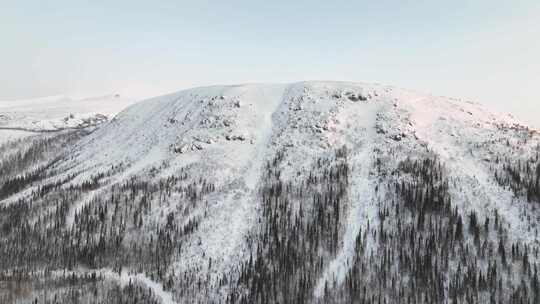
[1,1,539,127]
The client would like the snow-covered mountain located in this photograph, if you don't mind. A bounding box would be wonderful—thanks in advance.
[1,82,539,304]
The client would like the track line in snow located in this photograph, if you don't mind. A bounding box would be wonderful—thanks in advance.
[314,147,375,297]
[314,100,381,298]
[51,268,175,304]
[170,84,288,289]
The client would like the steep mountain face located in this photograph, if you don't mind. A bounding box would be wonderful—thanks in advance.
[1,82,540,304]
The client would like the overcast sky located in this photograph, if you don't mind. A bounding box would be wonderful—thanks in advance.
[1,1,539,127]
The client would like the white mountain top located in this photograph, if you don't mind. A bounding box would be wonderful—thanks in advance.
[1,81,539,303]
[58,81,530,184]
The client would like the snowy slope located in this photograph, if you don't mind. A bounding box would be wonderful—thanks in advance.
[1,81,540,304]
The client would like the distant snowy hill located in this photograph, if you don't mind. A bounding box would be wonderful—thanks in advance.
[0,94,138,143]
[1,82,539,304]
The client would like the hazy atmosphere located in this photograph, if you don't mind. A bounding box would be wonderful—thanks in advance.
[2,1,539,127]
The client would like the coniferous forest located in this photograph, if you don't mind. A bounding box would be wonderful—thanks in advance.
[1,91,540,304]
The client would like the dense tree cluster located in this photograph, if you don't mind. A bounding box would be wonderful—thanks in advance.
[2,126,540,303]
[227,146,350,303]
[225,147,540,304]
[0,132,217,303]
[324,153,540,304]
[0,131,85,200]
[493,150,540,204]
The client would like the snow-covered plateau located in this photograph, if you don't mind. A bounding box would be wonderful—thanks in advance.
[1,81,539,304]
[0,94,137,144]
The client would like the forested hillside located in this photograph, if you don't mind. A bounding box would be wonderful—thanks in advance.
[1,82,539,303]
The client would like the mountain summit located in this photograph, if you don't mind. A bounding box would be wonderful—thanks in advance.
[1,81,539,303]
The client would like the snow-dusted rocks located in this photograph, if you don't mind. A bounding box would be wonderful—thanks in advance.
[225,133,248,141]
